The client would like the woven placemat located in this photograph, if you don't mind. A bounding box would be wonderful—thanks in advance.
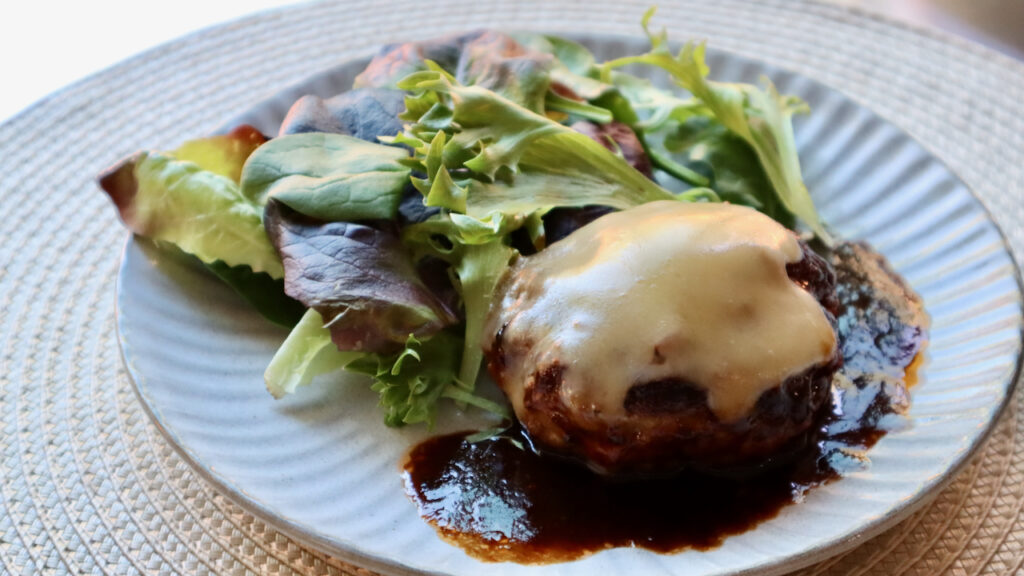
[2,0,1023,574]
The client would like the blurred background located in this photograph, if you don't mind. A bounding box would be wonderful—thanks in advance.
[834,0,1024,58]
[1,0,1021,124]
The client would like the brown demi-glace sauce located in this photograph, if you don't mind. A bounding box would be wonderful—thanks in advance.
[403,242,928,563]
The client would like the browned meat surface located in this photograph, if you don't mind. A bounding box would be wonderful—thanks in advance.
[486,241,843,476]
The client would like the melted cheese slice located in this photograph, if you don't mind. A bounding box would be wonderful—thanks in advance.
[486,201,837,423]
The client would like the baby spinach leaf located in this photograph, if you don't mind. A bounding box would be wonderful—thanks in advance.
[241,132,410,222]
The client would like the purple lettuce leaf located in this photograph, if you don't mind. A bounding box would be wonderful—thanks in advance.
[264,200,457,354]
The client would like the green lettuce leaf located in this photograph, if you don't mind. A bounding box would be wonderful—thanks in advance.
[264,308,361,398]
[664,117,795,229]
[98,133,283,278]
[99,127,307,325]
[543,91,614,123]
[453,239,517,388]
[241,132,410,222]
[601,8,830,242]
[606,70,705,132]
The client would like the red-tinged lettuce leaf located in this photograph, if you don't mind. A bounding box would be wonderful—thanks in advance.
[98,125,284,278]
[454,31,554,113]
[174,125,266,181]
[570,120,653,178]
[355,31,560,113]
[353,32,476,89]
[99,125,266,220]
[278,88,407,142]
[264,200,457,353]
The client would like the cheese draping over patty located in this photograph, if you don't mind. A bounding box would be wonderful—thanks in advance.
[485,201,837,423]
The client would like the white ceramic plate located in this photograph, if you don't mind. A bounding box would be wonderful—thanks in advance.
[116,35,1023,576]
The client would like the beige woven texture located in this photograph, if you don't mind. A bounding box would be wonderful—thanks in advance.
[2,0,1023,574]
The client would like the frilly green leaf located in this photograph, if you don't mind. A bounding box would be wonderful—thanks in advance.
[601,8,831,243]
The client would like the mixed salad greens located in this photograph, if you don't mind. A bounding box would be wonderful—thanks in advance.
[99,9,828,428]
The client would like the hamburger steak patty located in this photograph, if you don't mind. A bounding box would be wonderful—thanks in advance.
[485,241,842,476]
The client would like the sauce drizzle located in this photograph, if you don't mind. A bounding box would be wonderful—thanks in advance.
[403,242,928,563]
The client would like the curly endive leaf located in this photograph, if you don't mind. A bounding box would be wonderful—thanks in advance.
[601,8,830,243]
[398,70,682,217]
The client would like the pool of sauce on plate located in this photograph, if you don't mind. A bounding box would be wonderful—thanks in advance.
[403,242,928,563]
